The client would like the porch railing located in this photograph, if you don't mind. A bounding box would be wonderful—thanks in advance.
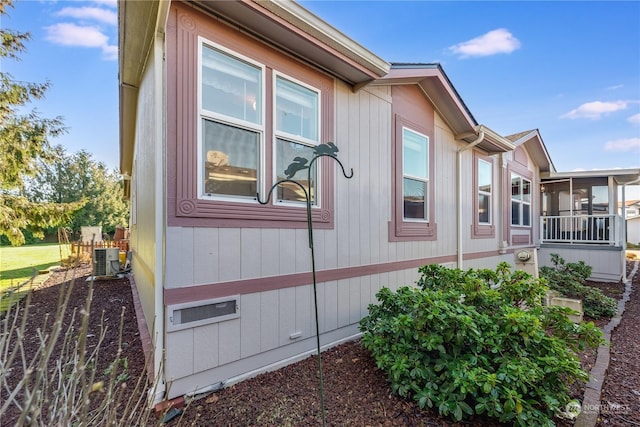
[540,214,620,245]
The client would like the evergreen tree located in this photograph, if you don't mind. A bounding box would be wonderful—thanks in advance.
[25,148,129,236]
[0,0,84,245]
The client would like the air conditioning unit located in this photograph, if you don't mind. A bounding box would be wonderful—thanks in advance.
[93,248,120,276]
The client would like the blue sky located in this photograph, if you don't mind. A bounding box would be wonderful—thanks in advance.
[3,0,639,177]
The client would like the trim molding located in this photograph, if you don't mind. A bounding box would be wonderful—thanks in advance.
[164,249,507,305]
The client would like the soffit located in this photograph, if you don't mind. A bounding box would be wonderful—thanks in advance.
[119,1,158,88]
[193,0,389,85]
[118,0,159,175]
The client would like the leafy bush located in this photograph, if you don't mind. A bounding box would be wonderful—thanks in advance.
[539,254,617,319]
[360,263,603,426]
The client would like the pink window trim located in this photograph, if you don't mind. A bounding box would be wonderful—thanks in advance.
[471,151,495,239]
[389,114,437,241]
[167,4,336,229]
[505,159,535,245]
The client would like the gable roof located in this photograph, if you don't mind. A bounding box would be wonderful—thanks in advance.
[506,129,555,173]
[370,64,514,153]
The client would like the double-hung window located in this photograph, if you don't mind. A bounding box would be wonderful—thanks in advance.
[199,43,322,206]
[402,127,429,221]
[477,158,492,224]
[511,173,531,226]
[274,74,320,204]
[200,44,264,200]
[173,24,335,228]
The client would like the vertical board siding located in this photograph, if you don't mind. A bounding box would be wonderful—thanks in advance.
[240,294,261,358]
[337,279,351,328]
[348,277,362,324]
[193,228,219,285]
[295,285,312,338]
[260,228,279,277]
[218,319,241,365]
[241,229,262,279]
[260,290,280,352]
[193,323,219,372]
[166,329,194,379]
[161,80,512,387]
[218,229,241,281]
[323,281,338,332]
[278,288,296,345]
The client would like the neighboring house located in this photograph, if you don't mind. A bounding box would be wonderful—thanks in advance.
[628,216,640,245]
[619,199,640,245]
[118,1,639,402]
[619,199,640,218]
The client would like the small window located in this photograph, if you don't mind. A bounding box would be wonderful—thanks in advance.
[511,173,531,226]
[477,159,492,224]
[402,128,429,221]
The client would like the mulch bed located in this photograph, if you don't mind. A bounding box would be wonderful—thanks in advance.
[2,261,638,426]
[0,265,146,425]
[596,261,640,426]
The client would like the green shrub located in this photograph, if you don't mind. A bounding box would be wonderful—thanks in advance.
[360,263,603,426]
[539,254,617,319]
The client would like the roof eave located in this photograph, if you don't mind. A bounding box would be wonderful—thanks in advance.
[372,65,479,138]
[508,129,555,173]
[193,0,390,85]
[473,125,516,154]
[118,0,162,176]
[542,168,640,184]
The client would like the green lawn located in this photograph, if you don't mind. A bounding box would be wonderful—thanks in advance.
[0,243,71,310]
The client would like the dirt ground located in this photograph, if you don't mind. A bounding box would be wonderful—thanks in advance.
[1,261,638,426]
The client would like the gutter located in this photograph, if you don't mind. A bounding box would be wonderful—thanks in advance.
[456,130,485,268]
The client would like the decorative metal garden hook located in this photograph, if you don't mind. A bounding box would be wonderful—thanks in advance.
[257,142,353,426]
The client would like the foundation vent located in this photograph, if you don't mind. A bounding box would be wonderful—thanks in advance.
[168,296,240,331]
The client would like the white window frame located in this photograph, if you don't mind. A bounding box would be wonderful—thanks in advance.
[478,158,492,225]
[402,127,429,222]
[272,71,322,207]
[511,173,531,227]
[197,37,267,202]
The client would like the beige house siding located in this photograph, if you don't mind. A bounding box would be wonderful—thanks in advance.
[129,42,163,336]
[162,80,517,397]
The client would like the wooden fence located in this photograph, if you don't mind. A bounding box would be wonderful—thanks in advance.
[71,239,130,255]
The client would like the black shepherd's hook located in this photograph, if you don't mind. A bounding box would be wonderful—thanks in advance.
[256,143,353,427]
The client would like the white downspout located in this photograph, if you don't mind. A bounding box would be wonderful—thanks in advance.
[457,130,485,268]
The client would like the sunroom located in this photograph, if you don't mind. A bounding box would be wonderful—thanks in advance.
[538,168,640,282]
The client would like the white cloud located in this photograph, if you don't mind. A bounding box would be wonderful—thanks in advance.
[449,28,521,58]
[45,23,117,60]
[92,0,117,8]
[628,113,640,125]
[561,101,629,120]
[607,84,624,91]
[604,138,640,152]
[55,7,117,26]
